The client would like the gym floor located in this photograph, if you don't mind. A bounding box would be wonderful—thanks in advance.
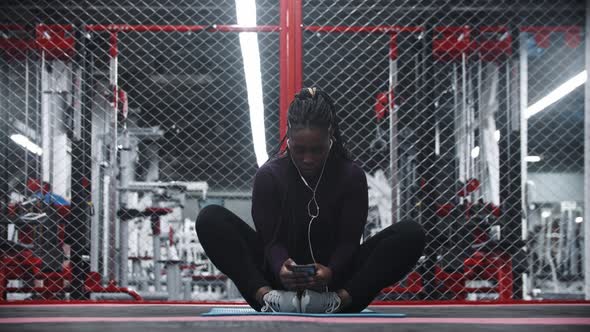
[1,302,589,332]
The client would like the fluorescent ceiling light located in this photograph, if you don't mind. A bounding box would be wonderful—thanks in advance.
[575,217,583,223]
[10,134,42,155]
[541,210,551,218]
[471,146,480,159]
[526,70,586,118]
[236,0,268,166]
[524,155,541,162]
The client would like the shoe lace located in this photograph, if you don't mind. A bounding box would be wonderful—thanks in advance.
[324,292,342,314]
[261,291,281,312]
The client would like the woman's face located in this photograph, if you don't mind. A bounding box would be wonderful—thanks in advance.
[288,127,332,178]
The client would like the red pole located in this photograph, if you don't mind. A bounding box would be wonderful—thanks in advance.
[109,31,118,58]
[287,0,296,106]
[279,0,303,146]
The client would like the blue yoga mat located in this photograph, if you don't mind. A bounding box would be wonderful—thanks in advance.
[202,307,406,318]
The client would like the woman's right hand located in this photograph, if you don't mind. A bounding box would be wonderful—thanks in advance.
[279,258,311,291]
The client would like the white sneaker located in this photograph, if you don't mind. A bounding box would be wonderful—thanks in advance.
[300,289,342,313]
[261,290,301,312]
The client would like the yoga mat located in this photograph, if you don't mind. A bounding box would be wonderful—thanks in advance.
[202,307,406,318]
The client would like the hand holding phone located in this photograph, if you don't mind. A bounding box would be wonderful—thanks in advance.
[290,264,317,276]
[280,259,318,291]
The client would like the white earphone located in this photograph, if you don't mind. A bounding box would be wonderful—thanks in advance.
[287,138,333,267]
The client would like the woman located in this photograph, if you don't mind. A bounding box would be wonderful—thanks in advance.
[196,87,425,313]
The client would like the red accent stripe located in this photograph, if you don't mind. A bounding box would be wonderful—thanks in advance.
[0,303,249,308]
[389,34,398,60]
[370,299,590,306]
[109,32,117,58]
[373,303,590,308]
[1,316,589,325]
[87,24,206,32]
[86,24,280,33]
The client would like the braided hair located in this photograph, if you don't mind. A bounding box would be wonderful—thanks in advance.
[271,87,352,160]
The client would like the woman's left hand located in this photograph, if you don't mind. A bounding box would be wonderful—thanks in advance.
[306,264,333,291]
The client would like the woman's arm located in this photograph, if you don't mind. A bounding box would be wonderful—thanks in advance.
[251,168,289,278]
[327,164,368,285]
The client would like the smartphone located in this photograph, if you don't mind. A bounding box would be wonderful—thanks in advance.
[290,264,317,276]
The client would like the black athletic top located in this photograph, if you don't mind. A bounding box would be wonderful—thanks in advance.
[251,150,368,288]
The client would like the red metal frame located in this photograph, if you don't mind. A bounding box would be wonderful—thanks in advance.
[520,26,582,49]
[383,254,514,301]
[86,24,280,33]
[36,24,75,60]
[478,26,512,61]
[433,26,476,61]
[0,256,142,301]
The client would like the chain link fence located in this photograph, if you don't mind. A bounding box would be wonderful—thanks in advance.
[0,0,586,302]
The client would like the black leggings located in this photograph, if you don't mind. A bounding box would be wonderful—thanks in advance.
[195,205,425,312]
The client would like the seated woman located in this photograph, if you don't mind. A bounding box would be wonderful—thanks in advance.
[196,87,425,313]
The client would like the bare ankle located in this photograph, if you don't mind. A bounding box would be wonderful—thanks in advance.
[255,286,272,305]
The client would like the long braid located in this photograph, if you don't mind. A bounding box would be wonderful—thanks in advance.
[313,89,352,160]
